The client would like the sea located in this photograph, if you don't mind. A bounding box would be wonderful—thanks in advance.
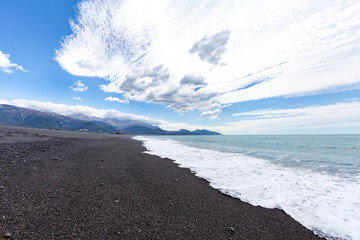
[134,135,360,240]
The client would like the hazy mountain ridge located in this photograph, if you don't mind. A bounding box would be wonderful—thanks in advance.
[121,126,221,135]
[0,104,221,135]
[0,104,119,133]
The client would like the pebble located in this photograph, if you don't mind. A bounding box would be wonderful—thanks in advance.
[53,157,59,160]
[4,232,12,238]
[99,183,104,187]
[114,200,119,203]
[229,227,235,233]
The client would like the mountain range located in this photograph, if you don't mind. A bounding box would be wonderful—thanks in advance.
[0,104,221,135]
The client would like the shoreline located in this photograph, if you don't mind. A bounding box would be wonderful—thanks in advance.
[0,125,323,239]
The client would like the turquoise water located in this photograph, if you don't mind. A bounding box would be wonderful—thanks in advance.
[148,135,360,176]
[136,135,360,239]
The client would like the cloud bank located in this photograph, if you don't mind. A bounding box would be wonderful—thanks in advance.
[1,99,359,134]
[56,0,360,117]
[0,99,163,126]
[226,101,360,134]
[0,50,27,73]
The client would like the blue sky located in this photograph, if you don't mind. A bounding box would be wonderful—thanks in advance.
[1,0,360,134]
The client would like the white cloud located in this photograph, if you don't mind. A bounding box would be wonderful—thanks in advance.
[73,96,82,101]
[0,50,27,73]
[223,101,360,134]
[189,30,230,66]
[70,80,88,92]
[200,109,221,120]
[104,96,129,104]
[56,0,360,116]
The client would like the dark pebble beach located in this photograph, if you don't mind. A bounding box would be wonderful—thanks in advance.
[0,125,324,239]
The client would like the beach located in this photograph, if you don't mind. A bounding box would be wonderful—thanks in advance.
[0,125,323,239]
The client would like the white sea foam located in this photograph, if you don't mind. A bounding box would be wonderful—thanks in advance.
[134,136,360,240]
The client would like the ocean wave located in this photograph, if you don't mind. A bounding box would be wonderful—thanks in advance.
[134,136,360,240]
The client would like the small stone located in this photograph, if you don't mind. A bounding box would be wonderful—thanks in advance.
[175,179,178,182]
[114,200,119,203]
[0,186,4,189]
[4,232,12,238]
[99,183,104,187]
[41,149,46,152]
[229,227,235,233]
[33,167,37,170]
[53,157,59,160]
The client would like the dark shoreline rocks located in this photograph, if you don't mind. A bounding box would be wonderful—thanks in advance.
[0,125,324,239]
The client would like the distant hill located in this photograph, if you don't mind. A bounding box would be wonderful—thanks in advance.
[0,104,118,133]
[122,125,221,135]
[122,125,169,135]
[0,104,221,135]
[191,129,221,135]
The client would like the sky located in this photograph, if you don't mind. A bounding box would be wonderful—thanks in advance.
[1,0,360,134]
